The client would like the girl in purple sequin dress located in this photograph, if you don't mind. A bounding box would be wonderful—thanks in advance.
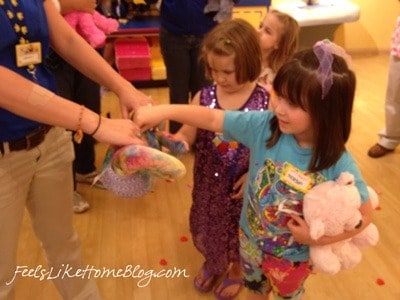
[173,19,269,299]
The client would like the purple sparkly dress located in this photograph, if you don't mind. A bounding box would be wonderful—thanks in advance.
[190,84,269,275]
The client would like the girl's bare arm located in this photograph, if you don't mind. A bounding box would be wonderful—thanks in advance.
[134,104,225,134]
[288,200,374,246]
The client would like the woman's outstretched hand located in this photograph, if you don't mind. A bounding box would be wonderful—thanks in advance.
[118,87,153,119]
[93,117,147,146]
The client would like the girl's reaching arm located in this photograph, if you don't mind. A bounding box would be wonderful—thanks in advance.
[134,104,225,134]
[171,93,202,147]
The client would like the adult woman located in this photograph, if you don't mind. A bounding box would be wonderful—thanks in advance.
[0,0,150,298]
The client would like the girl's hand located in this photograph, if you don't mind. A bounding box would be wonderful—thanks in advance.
[172,132,191,151]
[287,214,314,245]
[231,172,247,199]
[133,105,164,132]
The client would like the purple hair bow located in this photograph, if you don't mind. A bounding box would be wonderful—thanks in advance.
[313,39,352,99]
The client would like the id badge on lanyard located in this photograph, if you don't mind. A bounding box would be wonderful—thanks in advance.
[1,0,43,81]
[15,42,42,67]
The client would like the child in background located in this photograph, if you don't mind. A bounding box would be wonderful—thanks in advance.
[258,9,299,88]
[135,40,374,299]
[171,19,269,299]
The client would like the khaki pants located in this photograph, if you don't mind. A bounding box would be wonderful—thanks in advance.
[378,55,400,149]
[0,127,100,299]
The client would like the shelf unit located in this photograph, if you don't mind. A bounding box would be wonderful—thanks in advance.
[108,2,269,86]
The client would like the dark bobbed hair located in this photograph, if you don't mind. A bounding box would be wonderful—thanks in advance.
[267,48,356,172]
[201,18,262,84]
[267,10,299,73]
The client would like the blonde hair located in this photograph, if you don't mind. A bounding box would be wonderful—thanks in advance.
[200,18,262,84]
[267,10,299,73]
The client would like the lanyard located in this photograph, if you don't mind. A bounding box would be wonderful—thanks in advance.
[0,0,41,82]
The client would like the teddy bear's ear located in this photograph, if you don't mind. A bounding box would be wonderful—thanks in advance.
[309,219,325,240]
[336,172,355,186]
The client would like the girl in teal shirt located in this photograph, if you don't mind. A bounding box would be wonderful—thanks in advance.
[134,40,374,300]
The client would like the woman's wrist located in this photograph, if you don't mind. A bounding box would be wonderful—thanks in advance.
[80,107,103,136]
[88,114,102,136]
[112,78,134,98]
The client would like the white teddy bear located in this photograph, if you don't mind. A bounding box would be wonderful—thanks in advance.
[303,172,379,275]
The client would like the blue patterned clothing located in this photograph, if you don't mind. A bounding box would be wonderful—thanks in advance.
[223,110,369,263]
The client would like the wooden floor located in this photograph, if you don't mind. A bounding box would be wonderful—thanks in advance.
[15,52,400,300]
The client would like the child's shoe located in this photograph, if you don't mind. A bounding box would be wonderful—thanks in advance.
[73,191,90,213]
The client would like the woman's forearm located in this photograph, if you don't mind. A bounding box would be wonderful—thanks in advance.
[44,0,134,98]
[0,66,99,133]
[58,0,96,14]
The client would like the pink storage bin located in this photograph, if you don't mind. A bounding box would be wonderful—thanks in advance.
[115,37,151,70]
[119,67,152,81]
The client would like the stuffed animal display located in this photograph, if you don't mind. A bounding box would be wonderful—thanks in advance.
[303,172,379,275]
[96,130,187,199]
[64,11,119,48]
[204,0,236,23]
[105,0,159,19]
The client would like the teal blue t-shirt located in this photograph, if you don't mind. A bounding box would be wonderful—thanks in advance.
[223,110,369,262]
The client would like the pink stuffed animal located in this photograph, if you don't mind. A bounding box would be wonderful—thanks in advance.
[303,172,379,275]
[64,11,119,48]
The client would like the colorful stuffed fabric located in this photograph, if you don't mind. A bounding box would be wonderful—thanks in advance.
[112,144,186,179]
[97,130,187,199]
[94,145,152,198]
[100,164,154,198]
[143,130,188,157]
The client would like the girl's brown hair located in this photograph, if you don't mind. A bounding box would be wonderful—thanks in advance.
[200,18,262,84]
[267,48,356,172]
[267,10,299,73]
